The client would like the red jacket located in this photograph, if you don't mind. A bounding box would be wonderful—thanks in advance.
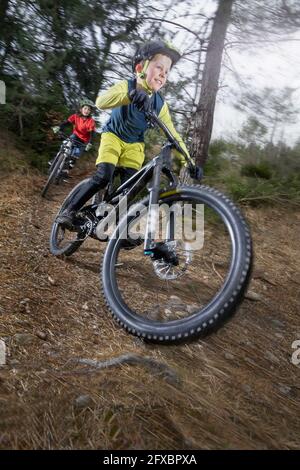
[68,114,96,143]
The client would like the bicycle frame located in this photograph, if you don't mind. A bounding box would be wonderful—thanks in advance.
[74,111,194,250]
[88,111,195,252]
[102,109,192,205]
[94,142,178,252]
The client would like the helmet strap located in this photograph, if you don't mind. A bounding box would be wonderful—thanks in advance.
[136,59,149,80]
[136,60,154,93]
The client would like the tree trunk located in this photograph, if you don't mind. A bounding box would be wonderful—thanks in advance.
[191,0,234,167]
[18,98,24,138]
[269,110,278,144]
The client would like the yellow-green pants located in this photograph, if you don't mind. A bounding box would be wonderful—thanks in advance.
[96,132,145,170]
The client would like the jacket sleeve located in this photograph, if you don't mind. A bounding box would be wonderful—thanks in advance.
[88,130,96,144]
[67,114,76,124]
[158,102,191,166]
[58,118,72,131]
[96,80,130,110]
[87,118,96,132]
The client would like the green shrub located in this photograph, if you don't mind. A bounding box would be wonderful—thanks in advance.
[241,161,273,179]
[205,139,230,176]
[222,172,300,206]
[224,175,253,202]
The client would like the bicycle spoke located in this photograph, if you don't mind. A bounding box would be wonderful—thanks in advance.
[112,197,232,323]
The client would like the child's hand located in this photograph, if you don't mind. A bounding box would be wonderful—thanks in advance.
[85,143,93,152]
[52,126,60,134]
[129,89,150,112]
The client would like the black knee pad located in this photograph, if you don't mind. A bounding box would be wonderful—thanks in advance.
[91,162,115,186]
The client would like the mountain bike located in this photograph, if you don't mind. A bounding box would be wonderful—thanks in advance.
[49,111,253,343]
[41,134,86,198]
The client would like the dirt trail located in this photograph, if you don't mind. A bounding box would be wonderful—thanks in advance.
[0,165,300,449]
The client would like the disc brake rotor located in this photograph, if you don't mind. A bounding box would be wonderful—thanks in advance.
[152,241,193,280]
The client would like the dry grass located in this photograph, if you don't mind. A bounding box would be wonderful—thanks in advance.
[0,130,30,173]
[0,164,300,450]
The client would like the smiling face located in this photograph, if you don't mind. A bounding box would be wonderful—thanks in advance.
[81,105,91,116]
[140,54,172,92]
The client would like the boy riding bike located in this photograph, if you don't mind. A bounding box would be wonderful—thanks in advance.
[51,99,96,176]
[57,40,203,229]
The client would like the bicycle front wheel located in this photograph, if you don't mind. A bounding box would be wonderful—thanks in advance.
[101,184,253,343]
[41,151,66,197]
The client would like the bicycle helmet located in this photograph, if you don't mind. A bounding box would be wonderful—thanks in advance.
[79,98,96,109]
[132,40,181,73]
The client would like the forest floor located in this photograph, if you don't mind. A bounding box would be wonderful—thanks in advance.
[0,160,300,450]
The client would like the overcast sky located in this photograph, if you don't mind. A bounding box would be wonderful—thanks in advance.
[168,0,300,145]
[214,31,300,144]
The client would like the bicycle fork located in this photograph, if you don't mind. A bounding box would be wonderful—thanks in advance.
[144,150,175,255]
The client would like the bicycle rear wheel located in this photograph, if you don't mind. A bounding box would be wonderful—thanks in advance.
[49,179,90,256]
[101,184,253,343]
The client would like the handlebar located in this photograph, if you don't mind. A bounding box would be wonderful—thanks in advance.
[145,110,195,168]
[58,133,87,148]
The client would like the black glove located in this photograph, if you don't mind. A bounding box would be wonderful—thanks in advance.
[189,164,203,181]
[129,89,150,112]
